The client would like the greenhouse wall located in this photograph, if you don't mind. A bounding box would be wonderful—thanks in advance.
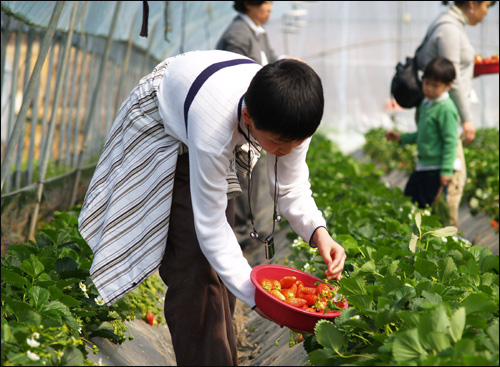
[1,1,499,249]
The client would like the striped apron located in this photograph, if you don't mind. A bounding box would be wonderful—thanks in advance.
[78,57,260,305]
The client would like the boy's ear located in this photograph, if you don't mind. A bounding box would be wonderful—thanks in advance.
[242,108,254,128]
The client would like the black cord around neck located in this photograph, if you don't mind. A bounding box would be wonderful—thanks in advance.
[246,126,280,243]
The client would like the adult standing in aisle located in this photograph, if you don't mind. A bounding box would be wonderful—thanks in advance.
[216,1,280,248]
[416,0,496,226]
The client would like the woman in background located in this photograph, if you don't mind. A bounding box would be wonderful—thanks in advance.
[416,0,496,226]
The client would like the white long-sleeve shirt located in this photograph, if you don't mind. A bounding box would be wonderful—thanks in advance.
[79,50,326,308]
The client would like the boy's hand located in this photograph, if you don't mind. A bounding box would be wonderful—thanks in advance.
[312,227,346,281]
[440,175,452,186]
[385,130,401,142]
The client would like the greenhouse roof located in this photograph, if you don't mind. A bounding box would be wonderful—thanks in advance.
[0,1,240,61]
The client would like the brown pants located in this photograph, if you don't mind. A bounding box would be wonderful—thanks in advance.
[159,153,238,366]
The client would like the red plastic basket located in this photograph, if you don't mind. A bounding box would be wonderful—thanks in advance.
[250,264,348,334]
[474,62,499,77]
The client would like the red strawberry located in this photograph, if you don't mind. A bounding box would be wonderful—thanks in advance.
[281,287,296,299]
[303,294,318,306]
[316,283,331,298]
[280,276,297,289]
[271,279,281,291]
[297,284,316,298]
[314,300,328,313]
[284,297,307,308]
[260,278,273,292]
[146,312,157,326]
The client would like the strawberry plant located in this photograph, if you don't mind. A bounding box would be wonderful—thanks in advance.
[282,134,499,366]
[463,128,499,224]
[363,127,499,226]
[1,207,165,366]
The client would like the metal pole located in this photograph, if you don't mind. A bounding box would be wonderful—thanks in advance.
[28,1,79,240]
[14,28,35,190]
[70,1,122,206]
[1,15,11,106]
[5,21,23,192]
[1,1,65,192]
[72,35,88,167]
[66,42,80,167]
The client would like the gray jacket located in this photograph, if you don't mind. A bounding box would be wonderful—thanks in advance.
[216,15,277,65]
[417,5,475,123]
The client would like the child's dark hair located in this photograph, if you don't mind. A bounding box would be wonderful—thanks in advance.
[245,59,324,141]
[423,57,456,84]
[233,1,267,14]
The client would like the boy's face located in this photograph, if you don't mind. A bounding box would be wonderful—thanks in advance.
[422,77,452,100]
[242,108,305,157]
[252,128,305,157]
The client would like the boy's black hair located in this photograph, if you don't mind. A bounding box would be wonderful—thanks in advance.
[244,59,324,141]
[423,57,456,84]
[233,1,267,14]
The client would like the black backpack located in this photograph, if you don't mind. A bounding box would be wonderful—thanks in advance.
[391,56,423,108]
[391,21,451,109]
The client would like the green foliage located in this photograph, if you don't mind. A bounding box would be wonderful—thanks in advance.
[464,129,500,222]
[363,127,417,174]
[284,134,499,366]
[363,127,499,224]
[1,207,166,366]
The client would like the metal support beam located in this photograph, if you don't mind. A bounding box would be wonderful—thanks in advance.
[70,1,122,206]
[1,1,65,192]
[28,1,79,239]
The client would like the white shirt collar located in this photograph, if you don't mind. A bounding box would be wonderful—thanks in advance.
[239,14,266,37]
[449,4,469,25]
[423,91,450,107]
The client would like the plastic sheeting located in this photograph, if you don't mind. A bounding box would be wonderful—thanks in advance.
[263,1,499,152]
[2,1,499,153]
[0,1,238,61]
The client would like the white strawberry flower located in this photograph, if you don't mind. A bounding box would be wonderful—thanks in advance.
[95,296,104,306]
[79,282,87,292]
[27,337,40,348]
[333,293,343,303]
[27,351,40,361]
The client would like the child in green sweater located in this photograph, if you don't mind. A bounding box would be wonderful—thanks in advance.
[386,57,459,208]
